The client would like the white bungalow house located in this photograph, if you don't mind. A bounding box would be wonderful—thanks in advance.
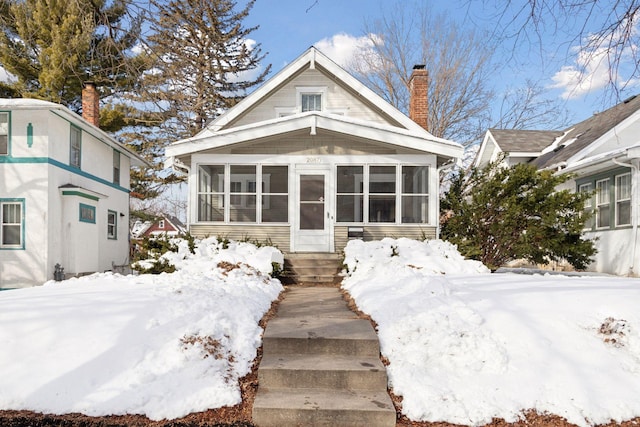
[474,94,640,276]
[0,85,147,288]
[165,47,463,254]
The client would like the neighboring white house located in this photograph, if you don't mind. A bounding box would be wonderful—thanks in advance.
[165,47,463,253]
[475,94,640,276]
[0,87,147,288]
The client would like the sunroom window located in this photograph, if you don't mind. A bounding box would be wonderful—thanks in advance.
[197,164,289,223]
[337,166,364,222]
[198,165,224,222]
[369,166,396,223]
[401,166,429,223]
[616,173,631,226]
[230,165,256,222]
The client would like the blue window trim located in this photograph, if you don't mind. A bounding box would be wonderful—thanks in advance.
[0,157,130,194]
[0,111,10,157]
[79,203,96,224]
[0,198,25,250]
[107,209,117,240]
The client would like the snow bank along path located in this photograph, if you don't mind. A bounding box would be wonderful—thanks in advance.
[342,238,640,427]
[0,238,284,421]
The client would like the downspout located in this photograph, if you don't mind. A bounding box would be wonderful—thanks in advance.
[612,157,638,276]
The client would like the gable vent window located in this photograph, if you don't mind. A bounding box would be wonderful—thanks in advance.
[301,93,322,112]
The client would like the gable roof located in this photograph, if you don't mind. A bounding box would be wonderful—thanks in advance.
[531,94,640,169]
[166,47,462,163]
[488,129,562,153]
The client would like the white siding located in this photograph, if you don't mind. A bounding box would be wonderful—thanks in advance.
[231,69,399,128]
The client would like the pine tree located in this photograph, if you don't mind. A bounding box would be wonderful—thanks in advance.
[140,0,271,138]
[0,0,142,107]
[441,159,597,270]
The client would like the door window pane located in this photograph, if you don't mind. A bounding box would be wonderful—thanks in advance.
[300,175,324,230]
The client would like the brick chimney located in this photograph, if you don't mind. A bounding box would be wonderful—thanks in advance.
[82,82,100,127]
[409,65,428,130]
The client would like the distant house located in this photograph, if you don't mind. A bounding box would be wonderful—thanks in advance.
[475,95,640,275]
[131,215,187,238]
[0,85,147,288]
[165,47,463,254]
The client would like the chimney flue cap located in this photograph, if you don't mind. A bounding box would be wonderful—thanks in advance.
[413,64,426,70]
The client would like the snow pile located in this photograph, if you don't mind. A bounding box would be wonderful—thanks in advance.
[342,238,640,427]
[0,238,283,420]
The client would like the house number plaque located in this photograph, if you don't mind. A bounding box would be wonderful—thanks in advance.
[306,157,323,164]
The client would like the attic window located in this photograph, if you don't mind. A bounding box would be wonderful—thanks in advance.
[302,94,322,112]
[297,86,327,113]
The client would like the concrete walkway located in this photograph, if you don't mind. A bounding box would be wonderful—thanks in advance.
[252,286,396,427]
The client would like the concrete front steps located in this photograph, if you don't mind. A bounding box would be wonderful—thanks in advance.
[281,253,343,284]
[252,287,395,427]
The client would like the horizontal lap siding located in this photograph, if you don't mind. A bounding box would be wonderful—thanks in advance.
[334,225,436,252]
[189,225,291,252]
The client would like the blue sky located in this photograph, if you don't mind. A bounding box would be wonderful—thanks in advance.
[241,0,640,125]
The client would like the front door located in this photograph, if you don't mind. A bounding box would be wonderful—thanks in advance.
[294,169,332,252]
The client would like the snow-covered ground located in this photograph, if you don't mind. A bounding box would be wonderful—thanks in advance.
[2,236,640,426]
[0,238,283,420]
[342,238,640,427]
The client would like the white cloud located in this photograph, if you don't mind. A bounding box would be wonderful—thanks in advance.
[314,33,379,71]
[550,20,640,99]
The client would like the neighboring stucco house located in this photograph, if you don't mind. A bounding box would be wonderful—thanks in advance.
[165,47,463,253]
[0,86,147,288]
[131,215,187,238]
[475,94,640,275]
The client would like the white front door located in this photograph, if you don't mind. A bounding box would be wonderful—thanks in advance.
[293,168,333,252]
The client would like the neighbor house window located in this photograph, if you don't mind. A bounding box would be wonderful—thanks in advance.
[0,112,9,156]
[70,125,82,168]
[337,166,364,222]
[401,166,429,223]
[113,150,120,185]
[229,165,256,222]
[107,210,117,239]
[596,178,610,228]
[369,166,396,223]
[579,183,594,230]
[158,219,165,229]
[79,203,96,224]
[262,166,288,222]
[1,199,24,249]
[198,165,225,222]
[616,173,631,226]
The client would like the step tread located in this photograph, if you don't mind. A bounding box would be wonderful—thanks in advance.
[253,388,395,412]
[260,353,386,371]
[264,316,378,341]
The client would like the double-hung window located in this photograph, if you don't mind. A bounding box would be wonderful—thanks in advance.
[113,150,121,185]
[1,199,24,248]
[107,210,117,239]
[596,178,610,228]
[0,112,9,156]
[615,173,631,226]
[578,183,594,230]
[301,93,322,112]
[70,125,82,168]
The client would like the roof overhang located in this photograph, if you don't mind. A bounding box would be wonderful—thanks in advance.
[166,112,463,160]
